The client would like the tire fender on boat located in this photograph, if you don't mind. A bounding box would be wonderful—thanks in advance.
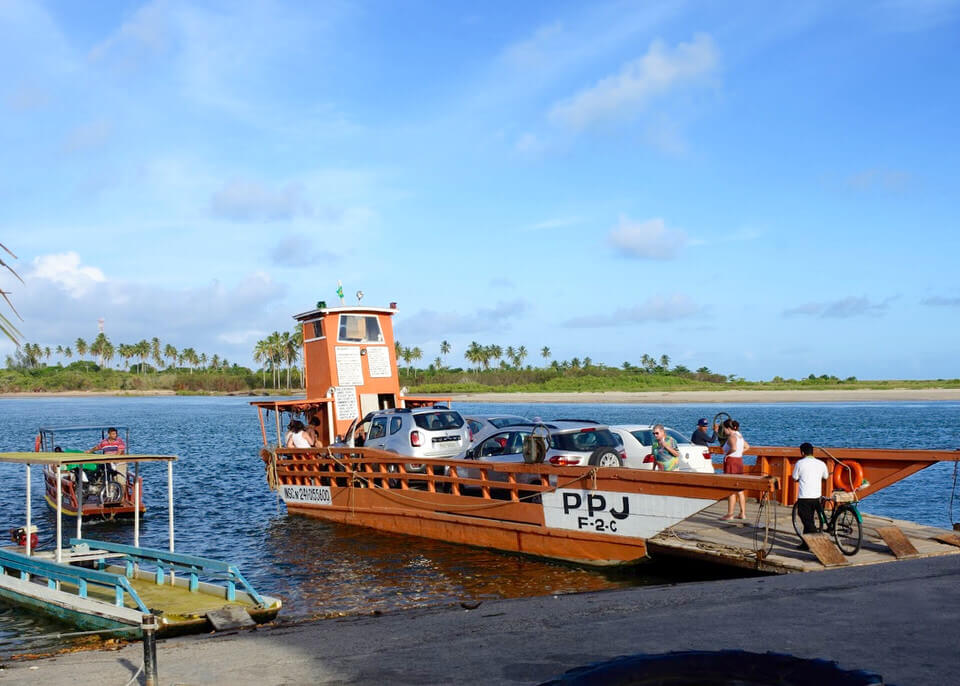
[833,460,864,492]
[522,435,548,464]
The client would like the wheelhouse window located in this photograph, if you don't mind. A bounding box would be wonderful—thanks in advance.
[337,315,384,344]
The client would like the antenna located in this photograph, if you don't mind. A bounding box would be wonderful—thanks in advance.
[97,318,104,334]
[356,290,364,304]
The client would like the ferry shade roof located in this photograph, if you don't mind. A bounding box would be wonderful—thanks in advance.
[0,452,177,466]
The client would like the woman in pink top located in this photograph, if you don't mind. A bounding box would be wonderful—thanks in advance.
[720,418,749,520]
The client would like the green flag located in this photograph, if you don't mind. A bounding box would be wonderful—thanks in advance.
[336,283,344,298]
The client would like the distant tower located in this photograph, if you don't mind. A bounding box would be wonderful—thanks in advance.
[97,318,104,334]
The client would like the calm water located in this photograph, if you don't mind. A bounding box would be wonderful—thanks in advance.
[0,397,957,655]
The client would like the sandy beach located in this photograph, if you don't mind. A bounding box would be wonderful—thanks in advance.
[450,388,960,404]
[0,388,958,403]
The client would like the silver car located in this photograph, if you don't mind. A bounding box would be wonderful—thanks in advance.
[460,420,625,476]
[462,415,531,451]
[359,407,470,473]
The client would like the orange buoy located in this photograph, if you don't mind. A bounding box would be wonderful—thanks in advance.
[34,434,42,452]
[833,461,864,492]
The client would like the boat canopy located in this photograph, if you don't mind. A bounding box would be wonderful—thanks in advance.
[0,452,176,466]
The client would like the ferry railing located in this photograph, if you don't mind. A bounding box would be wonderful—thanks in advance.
[268,447,777,508]
[0,547,149,612]
[70,538,267,606]
[708,445,960,506]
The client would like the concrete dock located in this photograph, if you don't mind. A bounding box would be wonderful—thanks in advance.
[649,500,960,573]
[1,553,957,685]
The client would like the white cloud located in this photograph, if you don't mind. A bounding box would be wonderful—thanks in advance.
[563,294,703,328]
[12,257,288,364]
[28,252,106,298]
[608,216,688,260]
[396,300,529,340]
[843,167,911,192]
[525,216,584,231]
[210,180,312,222]
[783,296,895,319]
[549,33,718,131]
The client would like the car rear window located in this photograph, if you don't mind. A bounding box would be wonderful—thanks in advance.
[413,411,464,431]
[552,428,618,451]
[489,417,528,428]
[666,428,687,444]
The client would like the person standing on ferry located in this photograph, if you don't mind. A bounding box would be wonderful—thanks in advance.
[651,424,680,471]
[792,442,829,550]
[720,418,749,520]
[690,418,717,446]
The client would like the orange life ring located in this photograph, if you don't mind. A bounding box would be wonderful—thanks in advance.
[833,461,864,492]
[34,434,42,452]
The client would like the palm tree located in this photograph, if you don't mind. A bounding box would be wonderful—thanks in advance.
[660,354,670,369]
[253,339,270,387]
[540,346,551,365]
[199,352,208,371]
[55,345,63,364]
[465,341,482,372]
[181,347,197,374]
[410,346,422,383]
[439,340,451,364]
[64,346,72,361]
[90,333,111,367]
[75,338,88,361]
[151,338,162,372]
[135,340,150,374]
[211,354,220,371]
[101,340,115,368]
[118,343,133,371]
[164,344,178,370]
[506,346,517,368]
[517,345,528,368]
[291,326,304,388]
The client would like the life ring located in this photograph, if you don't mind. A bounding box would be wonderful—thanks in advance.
[34,434,42,452]
[833,461,864,492]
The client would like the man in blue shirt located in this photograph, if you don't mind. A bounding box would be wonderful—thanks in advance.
[690,418,717,446]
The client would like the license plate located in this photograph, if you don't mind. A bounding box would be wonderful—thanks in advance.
[432,435,459,443]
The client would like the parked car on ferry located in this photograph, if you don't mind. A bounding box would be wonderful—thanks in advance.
[457,420,626,485]
[609,424,715,473]
[345,406,471,473]
[464,414,531,446]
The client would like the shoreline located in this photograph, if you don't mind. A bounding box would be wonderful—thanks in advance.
[0,388,958,403]
[450,388,960,404]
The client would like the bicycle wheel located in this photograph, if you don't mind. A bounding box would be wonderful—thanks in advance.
[833,505,862,555]
[792,501,823,539]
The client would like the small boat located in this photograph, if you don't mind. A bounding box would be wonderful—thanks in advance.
[36,426,145,519]
[0,450,281,635]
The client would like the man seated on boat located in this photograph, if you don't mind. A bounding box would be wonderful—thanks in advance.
[86,427,126,455]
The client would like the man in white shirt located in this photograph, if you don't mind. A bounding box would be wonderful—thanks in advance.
[792,442,829,550]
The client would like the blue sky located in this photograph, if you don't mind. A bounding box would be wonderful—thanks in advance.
[1,0,958,380]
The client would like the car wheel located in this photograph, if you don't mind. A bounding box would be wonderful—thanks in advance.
[588,448,622,468]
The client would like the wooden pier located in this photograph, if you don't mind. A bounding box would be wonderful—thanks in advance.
[647,499,960,574]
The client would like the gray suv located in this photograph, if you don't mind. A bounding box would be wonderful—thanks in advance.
[343,406,470,473]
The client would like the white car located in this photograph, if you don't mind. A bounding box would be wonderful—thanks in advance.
[609,425,716,473]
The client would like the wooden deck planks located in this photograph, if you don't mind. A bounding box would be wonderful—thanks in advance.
[647,500,960,574]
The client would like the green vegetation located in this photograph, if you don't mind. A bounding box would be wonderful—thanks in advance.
[3,332,957,395]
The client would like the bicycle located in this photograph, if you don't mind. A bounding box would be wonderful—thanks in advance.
[791,493,863,555]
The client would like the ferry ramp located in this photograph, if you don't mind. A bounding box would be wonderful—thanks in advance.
[647,500,960,574]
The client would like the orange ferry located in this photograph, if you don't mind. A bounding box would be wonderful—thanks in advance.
[253,300,959,566]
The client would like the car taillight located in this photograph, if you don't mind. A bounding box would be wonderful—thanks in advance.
[410,431,422,447]
[549,455,582,466]
[620,450,627,460]
[703,450,711,460]
[642,454,655,464]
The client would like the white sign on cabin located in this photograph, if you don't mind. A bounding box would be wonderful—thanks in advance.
[332,386,359,421]
[541,489,718,539]
[335,346,364,386]
[280,485,332,506]
[366,346,392,378]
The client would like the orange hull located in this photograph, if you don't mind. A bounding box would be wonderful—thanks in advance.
[266,448,778,566]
